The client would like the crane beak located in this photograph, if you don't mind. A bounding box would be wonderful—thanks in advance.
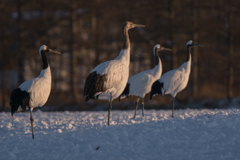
[49,49,61,54]
[133,24,145,28]
[161,47,172,51]
[193,43,204,47]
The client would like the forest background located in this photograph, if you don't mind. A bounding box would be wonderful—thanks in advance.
[1,0,239,111]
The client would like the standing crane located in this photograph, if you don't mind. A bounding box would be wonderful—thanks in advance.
[84,21,145,125]
[10,45,61,139]
[150,40,203,118]
[120,44,172,118]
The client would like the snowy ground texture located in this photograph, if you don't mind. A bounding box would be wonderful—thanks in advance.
[1,109,240,160]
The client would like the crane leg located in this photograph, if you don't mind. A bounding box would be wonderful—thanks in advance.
[30,108,34,139]
[108,96,113,126]
[172,97,175,118]
[142,98,144,117]
[134,97,140,118]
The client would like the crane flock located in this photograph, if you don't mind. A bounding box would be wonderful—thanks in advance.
[10,21,203,138]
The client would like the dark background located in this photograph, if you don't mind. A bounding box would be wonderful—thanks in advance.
[1,0,240,111]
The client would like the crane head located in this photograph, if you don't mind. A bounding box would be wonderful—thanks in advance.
[39,45,61,57]
[186,40,204,48]
[123,21,145,30]
[153,44,172,56]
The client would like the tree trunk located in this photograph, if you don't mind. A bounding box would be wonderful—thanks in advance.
[169,0,178,69]
[226,2,234,101]
[1,67,7,111]
[92,0,102,66]
[192,0,199,100]
[17,0,24,84]
[70,0,79,102]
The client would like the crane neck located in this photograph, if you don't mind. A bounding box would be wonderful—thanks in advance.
[39,65,51,78]
[114,24,131,66]
[155,56,162,72]
[122,26,130,49]
[154,48,160,65]
[115,48,130,66]
[150,48,162,77]
[41,50,49,69]
[186,45,191,62]
[153,58,162,76]
[179,51,191,76]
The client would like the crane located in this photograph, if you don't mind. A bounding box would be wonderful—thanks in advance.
[10,45,61,139]
[150,40,203,118]
[84,21,145,125]
[120,44,171,118]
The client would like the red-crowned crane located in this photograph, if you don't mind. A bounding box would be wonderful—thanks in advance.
[120,44,172,118]
[84,21,145,125]
[10,45,61,139]
[150,40,203,118]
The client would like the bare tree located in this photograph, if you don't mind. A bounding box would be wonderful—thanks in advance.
[70,0,80,102]
[168,0,178,69]
[17,0,24,85]
[192,0,199,99]
[92,0,102,66]
[226,0,234,101]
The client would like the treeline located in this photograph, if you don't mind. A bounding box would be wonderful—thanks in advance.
[1,0,240,110]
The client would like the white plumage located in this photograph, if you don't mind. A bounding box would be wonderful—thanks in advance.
[159,58,191,97]
[19,67,52,108]
[150,40,203,118]
[120,44,172,118]
[92,49,131,101]
[10,45,61,139]
[84,21,145,125]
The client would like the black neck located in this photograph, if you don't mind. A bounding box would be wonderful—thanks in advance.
[122,25,130,49]
[186,45,191,62]
[154,48,159,65]
[41,50,48,69]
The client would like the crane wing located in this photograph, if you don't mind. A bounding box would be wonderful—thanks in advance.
[84,60,128,101]
[19,78,51,107]
[159,69,186,96]
[19,79,35,92]
[128,70,155,96]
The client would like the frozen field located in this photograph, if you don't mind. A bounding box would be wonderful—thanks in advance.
[1,109,240,160]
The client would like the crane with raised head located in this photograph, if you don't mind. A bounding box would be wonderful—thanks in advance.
[150,40,203,118]
[84,21,145,125]
[120,44,172,118]
[10,45,61,139]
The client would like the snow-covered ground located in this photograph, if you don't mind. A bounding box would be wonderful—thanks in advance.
[1,109,240,160]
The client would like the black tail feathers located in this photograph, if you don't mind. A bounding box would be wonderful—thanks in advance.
[150,81,164,99]
[10,88,30,116]
[83,71,106,101]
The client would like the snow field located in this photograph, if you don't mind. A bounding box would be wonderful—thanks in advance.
[1,109,240,160]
